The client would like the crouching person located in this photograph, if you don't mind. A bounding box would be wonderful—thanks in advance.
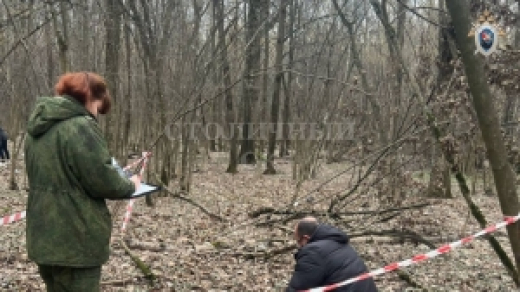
[286,216,378,292]
[25,72,142,292]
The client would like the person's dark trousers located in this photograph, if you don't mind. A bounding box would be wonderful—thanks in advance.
[0,138,9,160]
[38,265,101,292]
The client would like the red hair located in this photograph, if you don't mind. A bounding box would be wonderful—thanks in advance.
[54,72,112,114]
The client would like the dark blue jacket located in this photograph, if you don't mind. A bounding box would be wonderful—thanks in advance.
[286,224,378,292]
[0,127,6,140]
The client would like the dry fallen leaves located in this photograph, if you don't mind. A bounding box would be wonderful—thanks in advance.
[0,153,517,291]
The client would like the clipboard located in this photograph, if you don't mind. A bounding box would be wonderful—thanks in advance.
[129,182,161,198]
[111,157,161,200]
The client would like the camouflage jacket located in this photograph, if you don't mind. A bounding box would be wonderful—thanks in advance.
[24,96,135,267]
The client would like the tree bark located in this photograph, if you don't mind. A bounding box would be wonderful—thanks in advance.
[259,0,270,155]
[215,0,238,173]
[239,0,261,164]
[104,0,122,156]
[264,0,288,175]
[280,0,296,158]
[426,0,454,199]
[123,16,132,165]
[48,1,69,74]
[209,0,219,152]
[502,3,520,137]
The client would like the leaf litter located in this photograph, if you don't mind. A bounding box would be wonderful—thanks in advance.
[0,154,518,291]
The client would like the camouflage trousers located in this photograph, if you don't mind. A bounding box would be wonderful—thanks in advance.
[38,265,101,292]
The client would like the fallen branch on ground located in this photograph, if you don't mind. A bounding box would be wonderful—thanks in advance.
[227,243,298,260]
[120,239,156,284]
[100,279,132,286]
[125,240,167,252]
[255,213,301,227]
[395,270,428,291]
[236,226,437,262]
[349,229,436,249]
[154,174,227,222]
[249,203,432,219]
[369,233,428,291]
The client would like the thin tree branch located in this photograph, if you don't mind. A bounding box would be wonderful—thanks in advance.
[395,0,448,28]
[154,173,227,222]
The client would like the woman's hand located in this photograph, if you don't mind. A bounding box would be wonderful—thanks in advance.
[130,175,142,190]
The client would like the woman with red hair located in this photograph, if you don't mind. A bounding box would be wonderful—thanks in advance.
[24,72,141,291]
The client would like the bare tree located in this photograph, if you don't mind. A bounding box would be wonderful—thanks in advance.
[104,0,122,156]
[446,0,520,283]
[215,0,239,173]
[239,0,262,164]
[264,0,288,175]
[280,0,297,158]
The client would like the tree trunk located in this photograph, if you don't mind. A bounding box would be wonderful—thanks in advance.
[45,18,54,90]
[502,4,520,137]
[123,18,132,165]
[209,0,219,152]
[264,0,287,175]
[280,0,296,158]
[447,0,520,282]
[180,121,190,191]
[215,0,238,173]
[259,0,270,155]
[427,145,453,199]
[425,0,454,199]
[49,1,69,74]
[104,0,122,156]
[332,0,386,145]
[368,0,401,143]
[239,0,261,164]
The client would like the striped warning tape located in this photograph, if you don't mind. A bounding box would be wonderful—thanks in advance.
[123,151,152,171]
[1,211,26,226]
[121,152,150,232]
[303,213,520,292]
[120,199,136,232]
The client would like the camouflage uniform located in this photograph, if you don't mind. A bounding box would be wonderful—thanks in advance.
[24,96,135,291]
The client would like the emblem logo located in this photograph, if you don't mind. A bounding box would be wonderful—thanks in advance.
[468,9,507,56]
[476,25,497,56]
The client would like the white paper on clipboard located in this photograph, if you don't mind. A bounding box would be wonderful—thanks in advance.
[111,157,160,198]
[130,182,160,198]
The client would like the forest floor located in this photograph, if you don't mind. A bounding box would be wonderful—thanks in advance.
[0,151,518,292]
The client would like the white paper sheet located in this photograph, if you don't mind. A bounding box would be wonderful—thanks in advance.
[112,157,160,198]
[131,183,159,197]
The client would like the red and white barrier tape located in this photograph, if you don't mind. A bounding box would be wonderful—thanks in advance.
[123,151,152,171]
[1,211,26,226]
[303,213,520,292]
[121,200,136,232]
[121,152,150,232]
[137,152,150,177]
